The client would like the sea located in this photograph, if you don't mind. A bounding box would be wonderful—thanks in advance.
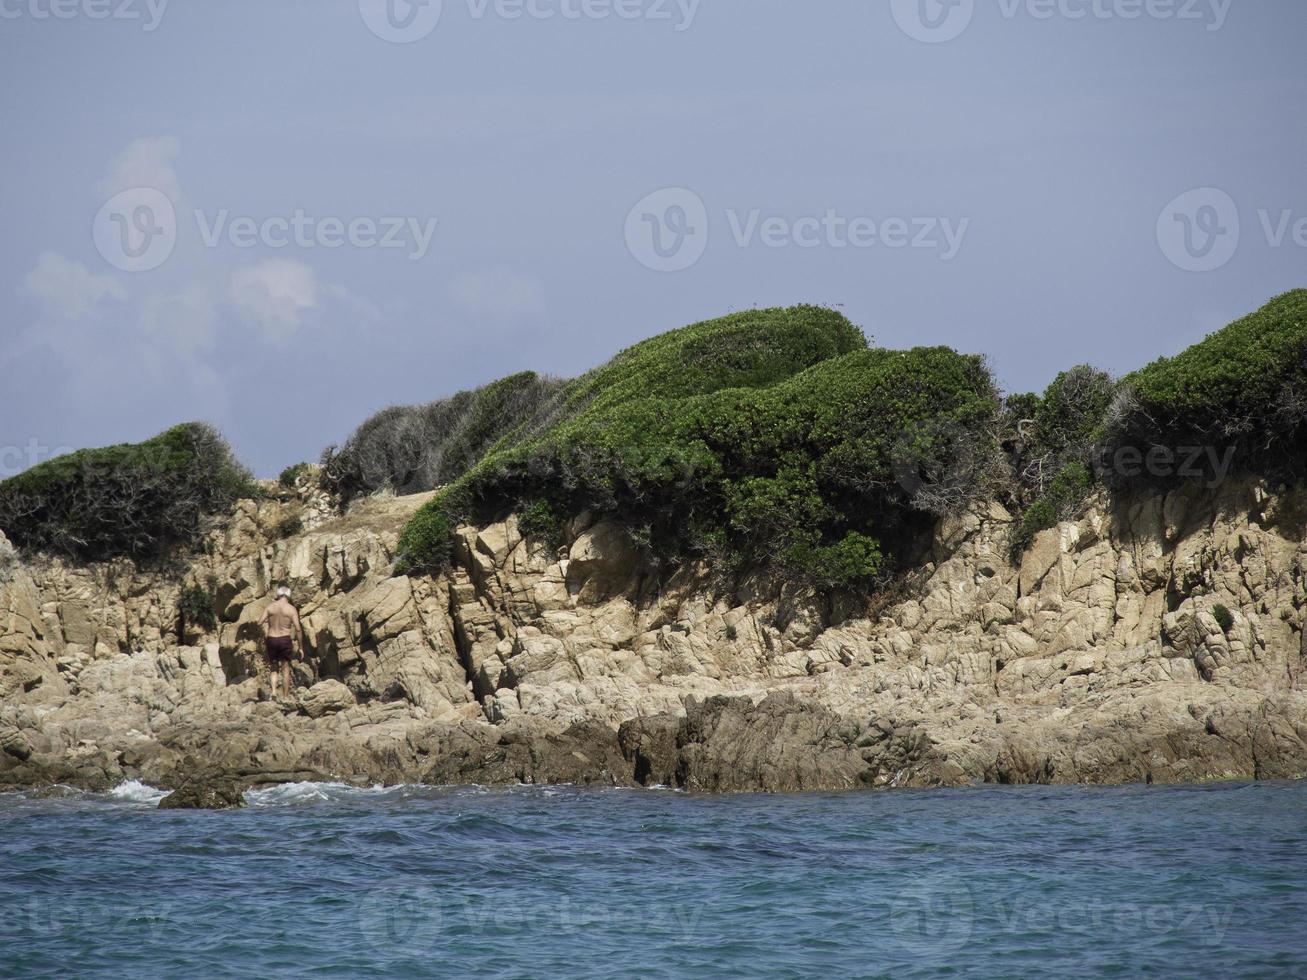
[2,779,1305,978]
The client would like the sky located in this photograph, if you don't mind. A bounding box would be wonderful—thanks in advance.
[1,0,1304,478]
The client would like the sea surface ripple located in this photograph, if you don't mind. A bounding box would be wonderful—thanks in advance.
[2,780,1305,978]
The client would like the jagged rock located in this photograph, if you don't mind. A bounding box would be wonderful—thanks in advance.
[1,478,1306,795]
[421,719,633,787]
[566,521,641,602]
[0,727,32,761]
[158,776,246,810]
[626,693,875,793]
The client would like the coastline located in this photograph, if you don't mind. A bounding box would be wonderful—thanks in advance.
[4,473,1306,804]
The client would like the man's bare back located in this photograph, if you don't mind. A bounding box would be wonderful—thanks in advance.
[262,597,301,639]
[258,590,304,699]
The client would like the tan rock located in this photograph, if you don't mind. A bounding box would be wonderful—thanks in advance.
[299,680,357,719]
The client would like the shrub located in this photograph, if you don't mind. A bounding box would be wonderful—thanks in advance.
[1034,366,1116,459]
[399,307,1001,590]
[1212,603,1234,634]
[279,462,311,488]
[277,515,304,539]
[1003,392,1041,433]
[724,624,738,641]
[785,531,885,590]
[178,584,217,632]
[1012,365,1115,499]
[395,500,458,575]
[1011,461,1094,556]
[0,423,254,562]
[517,499,564,552]
[1108,290,1307,478]
[320,372,568,504]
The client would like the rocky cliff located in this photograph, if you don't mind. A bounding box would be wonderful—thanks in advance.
[2,473,1306,796]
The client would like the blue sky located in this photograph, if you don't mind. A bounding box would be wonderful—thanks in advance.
[2,0,1304,476]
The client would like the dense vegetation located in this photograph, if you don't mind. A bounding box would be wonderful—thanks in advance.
[1004,365,1116,553]
[320,371,566,504]
[3,291,1301,583]
[0,423,253,562]
[1107,288,1307,475]
[178,583,218,632]
[395,307,1001,587]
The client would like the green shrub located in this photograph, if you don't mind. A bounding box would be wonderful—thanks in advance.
[724,624,738,641]
[1011,461,1094,556]
[1110,290,1307,476]
[399,307,1000,589]
[1212,603,1234,633]
[785,531,885,589]
[1004,392,1041,430]
[279,462,311,488]
[1009,366,1115,499]
[1034,366,1116,459]
[517,499,564,552]
[321,371,567,504]
[178,584,217,632]
[277,515,304,539]
[395,500,458,575]
[0,423,254,562]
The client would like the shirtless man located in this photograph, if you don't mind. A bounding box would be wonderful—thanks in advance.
[258,586,304,700]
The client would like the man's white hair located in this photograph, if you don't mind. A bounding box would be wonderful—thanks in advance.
[276,586,292,598]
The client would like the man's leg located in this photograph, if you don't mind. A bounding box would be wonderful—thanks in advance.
[283,661,292,696]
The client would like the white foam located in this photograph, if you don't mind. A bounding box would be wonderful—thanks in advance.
[109,780,169,805]
[244,781,394,807]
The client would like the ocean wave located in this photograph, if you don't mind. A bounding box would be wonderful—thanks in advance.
[108,780,170,805]
[244,782,400,807]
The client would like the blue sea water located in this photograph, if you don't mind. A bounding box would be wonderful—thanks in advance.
[1,780,1305,979]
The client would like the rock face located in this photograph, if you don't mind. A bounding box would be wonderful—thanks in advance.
[158,768,246,810]
[299,680,356,719]
[2,478,1306,795]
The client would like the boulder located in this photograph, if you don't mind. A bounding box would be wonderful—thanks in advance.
[299,679,357,719]
[158,771,246,810]
[566,521,640,602]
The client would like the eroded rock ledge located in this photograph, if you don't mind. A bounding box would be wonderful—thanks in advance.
[2,477,1306,797]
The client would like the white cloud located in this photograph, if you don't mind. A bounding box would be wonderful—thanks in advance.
[24,251,127,319]
[142,285,218,357]
[452,270,546,321]
[229,259,318,339]
[99,136,182,201]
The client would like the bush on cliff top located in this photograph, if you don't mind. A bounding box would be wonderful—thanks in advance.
[0,423,254,562]
[321,371,567,503]
[1109,289,1307,473]
[397,306,1001,588]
